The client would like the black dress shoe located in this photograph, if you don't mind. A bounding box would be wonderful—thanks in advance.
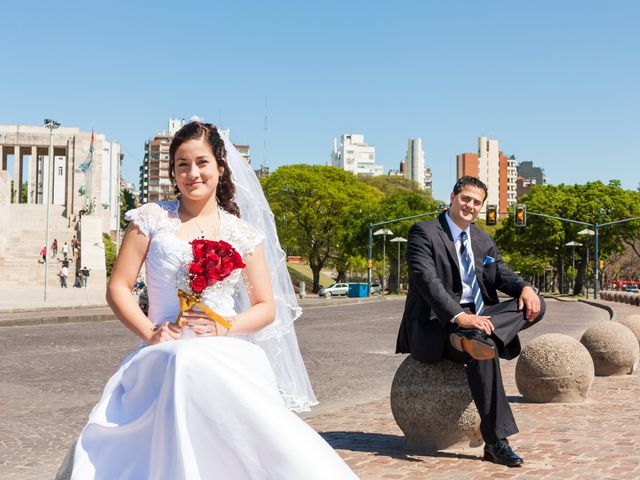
[483,439,524,466]
[449,330,496,360]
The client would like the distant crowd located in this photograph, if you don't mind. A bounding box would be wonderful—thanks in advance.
[39,237,90,288]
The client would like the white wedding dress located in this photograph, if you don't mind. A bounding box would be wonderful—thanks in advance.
[68,201,357,480]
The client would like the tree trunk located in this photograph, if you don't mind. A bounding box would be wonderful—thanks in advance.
[336,270,347,283]
[310,261,322,293]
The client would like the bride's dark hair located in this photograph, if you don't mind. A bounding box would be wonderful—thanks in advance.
[169,121,240,217]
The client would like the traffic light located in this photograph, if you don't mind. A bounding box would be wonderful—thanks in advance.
[514,204,526,227]
[486,205,497,226]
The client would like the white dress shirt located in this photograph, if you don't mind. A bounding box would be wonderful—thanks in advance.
[445,213,477,322]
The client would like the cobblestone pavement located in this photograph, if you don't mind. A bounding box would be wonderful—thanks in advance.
[0,297,630,479]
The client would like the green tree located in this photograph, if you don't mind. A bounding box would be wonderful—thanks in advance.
[261,165,382,292]
[103,232,116,277]
[495,181,640,294]
[359,176,424,196]
[368,190,440,291]
[120,187,139,229]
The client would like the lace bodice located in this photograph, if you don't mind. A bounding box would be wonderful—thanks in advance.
[125,201,264,325]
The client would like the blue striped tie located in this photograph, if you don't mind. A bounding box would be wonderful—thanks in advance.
[459,231,484,315]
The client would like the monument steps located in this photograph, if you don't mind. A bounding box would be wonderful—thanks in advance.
[1,204,80,286]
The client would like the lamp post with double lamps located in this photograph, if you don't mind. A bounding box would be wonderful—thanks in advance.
[43,118,60,301]
[390,236,407,294]
[578,229,595,298]
[373,228,393,294]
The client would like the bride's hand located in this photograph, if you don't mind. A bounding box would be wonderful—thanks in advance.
[184,310,228,336]
[148,321,182,344]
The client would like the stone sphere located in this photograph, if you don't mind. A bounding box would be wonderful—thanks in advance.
[618,315,640,345]
[613,292,621,302]
[55,440,75,480]
[580,322,640,376]
[515,334,594,403]
[391,356,481,450]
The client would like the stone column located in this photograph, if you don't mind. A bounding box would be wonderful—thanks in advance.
[29,146,38,204]
[0,145,4,171]
[13,146,21,203]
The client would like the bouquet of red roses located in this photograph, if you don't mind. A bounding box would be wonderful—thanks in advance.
[175,239,245,328]
[188,239,246,295]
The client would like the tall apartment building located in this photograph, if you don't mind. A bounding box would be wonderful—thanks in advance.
[403,137,432,191]
[331,134,383,177]
[456,136,517,215]
[139,119,252,204]
[516,160,546,198]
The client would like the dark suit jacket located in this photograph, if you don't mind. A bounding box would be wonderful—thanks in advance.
[396,213,528,363]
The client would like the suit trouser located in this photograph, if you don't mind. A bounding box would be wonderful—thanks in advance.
[444,296,546,443]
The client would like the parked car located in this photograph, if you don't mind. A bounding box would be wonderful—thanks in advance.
[624,285,640,293]
[369,282,383,295]
[318,283,350,297]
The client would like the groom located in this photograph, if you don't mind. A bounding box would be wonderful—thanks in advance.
[396,176,545,466]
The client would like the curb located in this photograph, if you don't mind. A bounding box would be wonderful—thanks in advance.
[578,299,616,322]
[298,295,396,308]
[0,308,115,328]
[0,302,109,315]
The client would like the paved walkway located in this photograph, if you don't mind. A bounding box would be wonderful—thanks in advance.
[304,298,640,479]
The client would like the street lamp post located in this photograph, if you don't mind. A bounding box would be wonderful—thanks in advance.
[578,229,594,298]
[565,241,582,295]
[43,118,60,301]
[373,228,393,294]
[390,236,407,294]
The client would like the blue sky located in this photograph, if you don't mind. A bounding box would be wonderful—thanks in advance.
[1,0,638,202]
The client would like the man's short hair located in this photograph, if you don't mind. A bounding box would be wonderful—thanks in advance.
[452,176,488,200]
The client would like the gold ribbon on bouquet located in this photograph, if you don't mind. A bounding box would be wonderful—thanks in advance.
[174,289,233,330]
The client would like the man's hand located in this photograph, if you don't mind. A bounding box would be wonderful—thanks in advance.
[518,286,541,322]
[455,313,494,336]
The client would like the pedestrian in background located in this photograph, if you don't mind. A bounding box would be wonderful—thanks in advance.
[59,265,68,288]
[62,242,69,260]
[80,266,90,287]
[73,270,83,288]
[40,246,47,263]
[52,239,58,257]
[72,236,80,257]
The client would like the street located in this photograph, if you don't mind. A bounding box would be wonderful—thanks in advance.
[0,298,607,479]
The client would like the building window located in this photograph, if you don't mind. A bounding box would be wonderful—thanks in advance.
[58,167,63,176]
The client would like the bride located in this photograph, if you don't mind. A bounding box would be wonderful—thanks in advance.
[61,121,357,479]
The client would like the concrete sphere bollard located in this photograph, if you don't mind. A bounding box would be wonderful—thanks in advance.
[580,322,640,376]
[617,315,640,345]
[623,293,632,304]
[515,334,594,403]
[55,440,76,480]
[613,292,620,302]
[634,295,640,307]
[391,356,481,450]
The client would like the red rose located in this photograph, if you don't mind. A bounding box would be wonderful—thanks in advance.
[216,241,233,257]
[189,261,205,275]
[190,274,208,294]
[191,239,207,260]
[205,250,221,266]
[230,250,245,269]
